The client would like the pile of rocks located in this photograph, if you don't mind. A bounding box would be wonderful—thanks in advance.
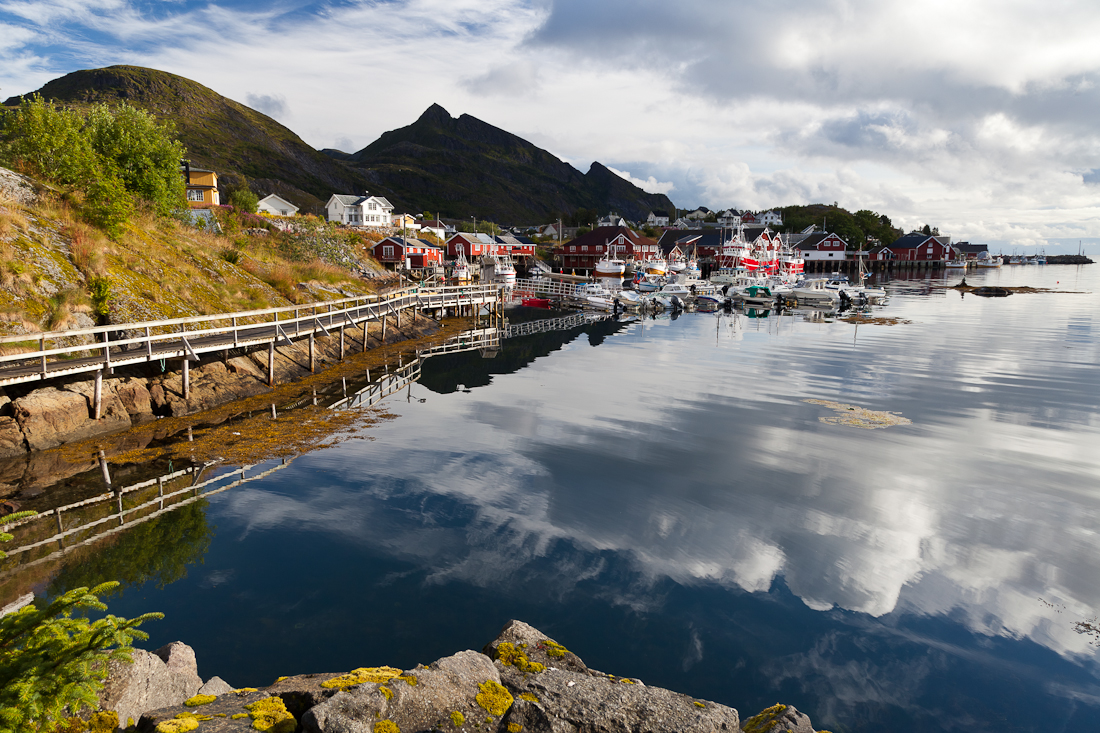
[128,621,826,733]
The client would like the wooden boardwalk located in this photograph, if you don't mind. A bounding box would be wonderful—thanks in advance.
[0,284,501,392]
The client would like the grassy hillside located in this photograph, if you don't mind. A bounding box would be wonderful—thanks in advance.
[326,104,677,224]
[0,167,388,342]
[4,66,375,215]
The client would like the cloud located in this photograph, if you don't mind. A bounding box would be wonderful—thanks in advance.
[606,166,675,195]
[245,92,289,120]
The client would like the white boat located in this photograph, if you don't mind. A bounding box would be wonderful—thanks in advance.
[633,272,667,292]
[791,278,842,306]
[945,259,968,269]
[695,292,726,307]
[480,254,516,286]
[571,282,617,311]
[658,282,692,298]
[739,284,775,306]
[595,255,626,277]
[639,258,669,276]
[976,253,1003,268]
[452,252,471,285]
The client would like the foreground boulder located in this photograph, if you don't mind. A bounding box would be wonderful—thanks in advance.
[135,622,829,733]
[98,642,204,726]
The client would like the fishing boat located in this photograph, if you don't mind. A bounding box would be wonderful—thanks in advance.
[976,252,1002,268]
[945,259,968,269]
[640,258,669,276]
[480,253,516,286]
[452,252,471,285]
[791,278,841,306]
[633,271,667,292]
[740,285,774,306]
[595,251,626,277]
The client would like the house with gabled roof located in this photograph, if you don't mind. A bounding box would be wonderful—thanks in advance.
[796,232,849,261]
[869,232,952,261]
[370,236,443,270]
[717,209,741,227]
[554,226,659,270]
[646,210,670,227]
[257,193,299,217]
[598,213,628,228]
[325,193,394,227]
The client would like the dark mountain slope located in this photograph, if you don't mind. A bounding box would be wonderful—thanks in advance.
[326,104,675,223]
[4,65,372,213]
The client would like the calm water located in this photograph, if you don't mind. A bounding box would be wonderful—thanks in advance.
[43,265,1100,731]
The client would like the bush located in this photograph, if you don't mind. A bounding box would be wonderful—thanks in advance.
[88,276,111,324]
[227,188,259,214]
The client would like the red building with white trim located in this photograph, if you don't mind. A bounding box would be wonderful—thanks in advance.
[553,226,660,270]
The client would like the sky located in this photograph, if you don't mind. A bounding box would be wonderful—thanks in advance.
[2,0,1100,253]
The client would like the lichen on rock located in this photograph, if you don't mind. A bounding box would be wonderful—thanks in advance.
[475,679,513,717]
[320,666,403,690]
[184,694,217,707]
[245,696,296,733]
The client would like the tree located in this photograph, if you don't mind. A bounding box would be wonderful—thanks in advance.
[0,96,96,187]
[227,187,259,213]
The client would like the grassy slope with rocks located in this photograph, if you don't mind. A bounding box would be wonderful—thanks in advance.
[4,66,375,216]
[0,166,389,342]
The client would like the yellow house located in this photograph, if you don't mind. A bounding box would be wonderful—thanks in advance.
[180,162,220,208]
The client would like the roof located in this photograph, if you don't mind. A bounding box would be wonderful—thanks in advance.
[656,228,724,254]
[378,236,441,248]
[889,233,950,249]
[258,193,298,210]
[559,226,654,250]
[795,232,849,250]
[329,194,364,206]
[954,243,989,253]
[649,210,670,218]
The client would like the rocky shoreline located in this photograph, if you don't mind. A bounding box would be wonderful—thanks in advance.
[97,621,826,733]
[0,312,441,498]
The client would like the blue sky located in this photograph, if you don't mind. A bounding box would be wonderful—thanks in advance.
[3,0,1100,252]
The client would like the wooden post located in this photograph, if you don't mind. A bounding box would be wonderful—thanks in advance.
[271,403,277,419]
[182,357,190,400]
[99,450,111,486]
[340,325,345,360]
[268,341,275,386]
[362,322,368,353]
[158,476,165,509]
[93,369,103,420]
[309,333,315,373]
[381,315,388,343]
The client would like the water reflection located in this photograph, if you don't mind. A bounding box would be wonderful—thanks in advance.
[12,266,1100,732]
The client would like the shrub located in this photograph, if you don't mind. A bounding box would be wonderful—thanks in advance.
[88,276,111,323]
[220,248,241,264]
[227,188,259,214]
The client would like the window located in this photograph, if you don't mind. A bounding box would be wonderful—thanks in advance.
[187,189,203,202]
[383,245,394,258]
[582,245,588,252]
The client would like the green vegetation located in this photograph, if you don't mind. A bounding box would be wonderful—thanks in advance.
[227,187,259,214]
[778,204,900,248]
[0,94,186,236]
[0,581,162,733]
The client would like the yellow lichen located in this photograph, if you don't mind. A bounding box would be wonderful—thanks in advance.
[185,694,218,707]
[214,714,227,718]
[742,704,788,733]
[321,666,404,690]
[621,679,635,684]
[245,697,296,733]
[694,701,705,708]
[396,674,418,686]
[88,711,120,733]
[540,640,568,659]
[475,680,514,717]
[155,718,199,733]
[450,711,465,727]
[174,713,213,722]
[231,714,249,720]
[232,688,259,695]
[492,642,545,673]
[518,693,539,703]
[380,686,394,700]
[507,724,523,732]
[274,676,289,683]
[374,722,399,733]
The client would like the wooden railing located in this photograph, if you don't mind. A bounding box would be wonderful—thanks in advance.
[0,284,502,391]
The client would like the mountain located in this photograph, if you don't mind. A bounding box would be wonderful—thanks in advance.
[324,103,675,223]
[7,67,676,223]
[4,65,372,214]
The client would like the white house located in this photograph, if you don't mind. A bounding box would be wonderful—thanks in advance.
[760,210,783,226]
[796,232,849,261]
[325,193,394,227]
[684,207,710,221]
[598,212,627,228]
[646,210,670,227]
[257,193,299,217]
[717,209,741,227]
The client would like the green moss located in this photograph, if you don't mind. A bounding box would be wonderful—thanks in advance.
[475,679,514,717]
[492,642,545,673]
[518,693,539,703]
[450,711,465,727]
[540,640,568,659]
[155,718,199,733]
[693,701,705,708]
[322,666,404,690]
[245,697,296,733]
[184,694,217,707]
[373,722,399,733]
[742,704,788,733]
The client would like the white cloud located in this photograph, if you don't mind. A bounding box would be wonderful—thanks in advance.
[606,166,675,195]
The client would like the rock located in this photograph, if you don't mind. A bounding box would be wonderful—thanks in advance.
[137,688,276,733]
[302,651,503,733]
[155,641,201,678]
[740,704,816,733]
[12,387,102,450]
[499,666,738,733]
[99,645,203,727]
[0,416,27,458]
[63,379,132,434]
[198,677,234,697]
[0,387,11,416]
[484,619,589,675]
[115,378,154,421]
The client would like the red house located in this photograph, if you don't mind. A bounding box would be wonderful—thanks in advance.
[446,232,495,258]
[371,236,444,270]
[553,226,660,270]
[869,233,952,262]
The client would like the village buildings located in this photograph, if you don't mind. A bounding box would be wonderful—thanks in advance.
[554,226,661,270]
[257,193,298,216]
[181,163,219,207]
[325,193,394,227]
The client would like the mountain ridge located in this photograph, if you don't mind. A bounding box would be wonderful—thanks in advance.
[6,67,675,223]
